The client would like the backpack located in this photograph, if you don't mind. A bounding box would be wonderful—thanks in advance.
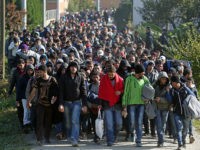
[142,84,155,101]
[182,95,200,119]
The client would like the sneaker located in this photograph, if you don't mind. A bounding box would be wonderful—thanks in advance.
[94,137,100,144]
[45,140,51,144]
[22,125,29,134]
[37,141,42,146]
[56,133,63,140]
[143,133,149,136]
[136,143,142,147]
[183,144,186,148]
[151,134,156,138]
[189,136,195,144]
[176,145,183,150]
[173,139,177,144]
[107,143,112,147]
[114,138,118,143]
[125,133,134,142]
[124,133,129,141]
[72,144,79,147]
[130,133,134,142]
[82,132,87,140]
[157,143,164,147]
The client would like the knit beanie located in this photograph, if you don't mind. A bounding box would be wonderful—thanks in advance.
[135,64,145,74]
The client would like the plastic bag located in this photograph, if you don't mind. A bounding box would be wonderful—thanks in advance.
[95,109,104,139]
[145,101,157,119]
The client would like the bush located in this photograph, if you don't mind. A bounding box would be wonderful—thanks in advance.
[27,0,43,29]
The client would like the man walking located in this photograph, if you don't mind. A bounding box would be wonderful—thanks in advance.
[170,75,194,150]
[98,65,124,146]
[58,61,88,147]
[122,64,150,147]
[28,65,58,145]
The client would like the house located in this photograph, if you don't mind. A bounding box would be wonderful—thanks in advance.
[95,0,121,10]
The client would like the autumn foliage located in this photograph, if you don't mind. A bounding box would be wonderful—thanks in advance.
[6,2,26,31]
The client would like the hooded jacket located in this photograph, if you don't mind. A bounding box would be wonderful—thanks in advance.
[153,71,172,110]
[122,75,149,106]
[59,61,87,106]
[16,64,34,101]
[98,73,124,107]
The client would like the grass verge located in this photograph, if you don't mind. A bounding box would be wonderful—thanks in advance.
[193,120,200,133]
[0,82,31,150]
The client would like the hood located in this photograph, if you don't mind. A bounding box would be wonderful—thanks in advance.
[26,64,34,71]
[25,64,35,76]
[67,61,80,72]
[157,71,169,85]
[158,71,169,79]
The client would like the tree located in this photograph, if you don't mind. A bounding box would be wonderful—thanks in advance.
[139,0,200,29]
[6,2,26,30]
[165,23,200,86]
[114,0,132,30]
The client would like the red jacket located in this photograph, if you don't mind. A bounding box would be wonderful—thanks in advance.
[98,73,124,107]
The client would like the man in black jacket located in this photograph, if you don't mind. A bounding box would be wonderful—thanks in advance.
[170,75,194,150]
[58,61,87,147]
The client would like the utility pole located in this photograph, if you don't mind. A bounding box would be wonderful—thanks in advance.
[97,0,100,11]
[56,0,60,21]
[132,0,134,27]
[43,0,46,27]
[21,0,27,30]
[0,0,5,79]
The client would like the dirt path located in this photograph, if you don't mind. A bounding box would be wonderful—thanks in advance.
[24,128,200,150]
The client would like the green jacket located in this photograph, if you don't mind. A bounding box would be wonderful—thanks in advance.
[122,75,149,106]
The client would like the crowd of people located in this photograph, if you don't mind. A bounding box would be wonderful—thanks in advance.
[6,10,198,150]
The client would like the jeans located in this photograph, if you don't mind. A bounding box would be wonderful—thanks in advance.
[22,99,31,125]
[156,110,169,144]
[189,120,193,136]
[168,111,177,138]
[174,113,190,146]
[127,104,144,144]
[104,107,122,145]
[55,122,63,134]
[63,101,81,144]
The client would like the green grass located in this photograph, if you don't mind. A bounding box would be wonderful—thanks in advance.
[0,85,31,150]
[193,89,200,133]
[193,120,200,133]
